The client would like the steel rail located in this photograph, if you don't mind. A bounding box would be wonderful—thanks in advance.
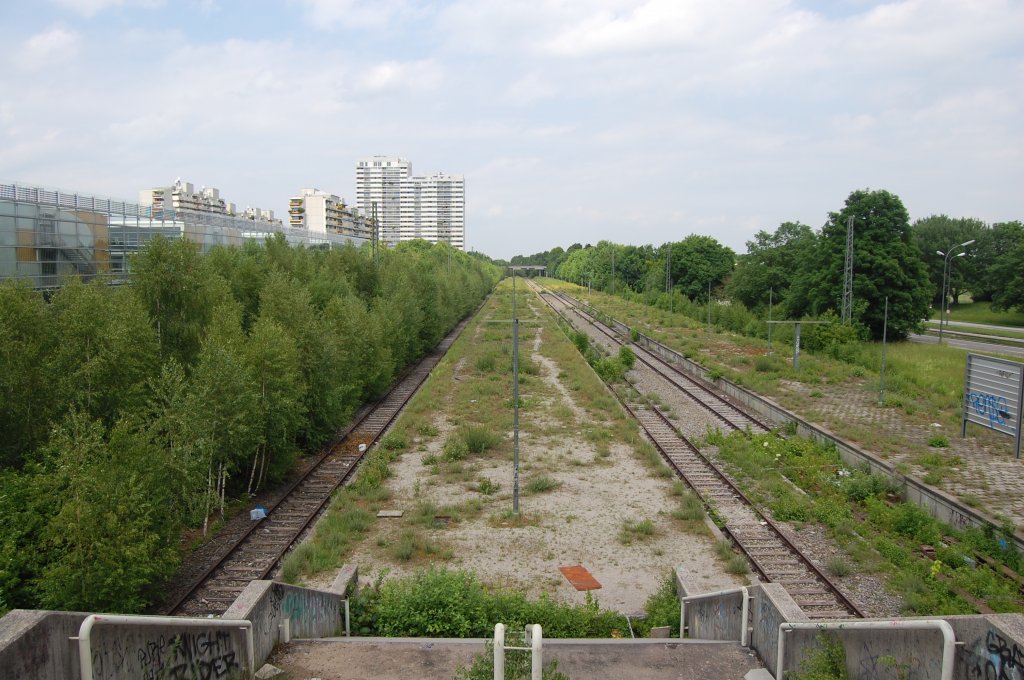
[165,308,476,616]
[535,284,771,433]
[533,282,864,619]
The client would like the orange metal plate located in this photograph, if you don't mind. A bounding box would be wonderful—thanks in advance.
[559,565,601,591]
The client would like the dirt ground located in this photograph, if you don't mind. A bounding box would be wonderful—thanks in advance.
[303,303,743,614]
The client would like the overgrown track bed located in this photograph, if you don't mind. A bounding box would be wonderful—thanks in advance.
[544,287,770,434]
[532,280,864,620]
[164,315,472,617]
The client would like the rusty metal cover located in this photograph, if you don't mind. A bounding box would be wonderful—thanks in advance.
[559,565,601,591]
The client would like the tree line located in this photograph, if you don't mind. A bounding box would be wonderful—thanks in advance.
[511,189,1024,340]
[0,235,500,614]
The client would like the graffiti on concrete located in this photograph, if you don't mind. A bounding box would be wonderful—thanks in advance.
[92,628,242,680]
[959,629,1024,680]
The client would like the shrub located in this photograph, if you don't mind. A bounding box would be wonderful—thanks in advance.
[380,432,407,451]
[635,576,679,637]
[892,503,942,545]
[927,434,949,448]
[571,331,589,354]
[443,436,469,462]
[462,426,502,454]
[362,568,627,638]
[475,353,497,372]
[618,346,637,370]
[417,422,440,438]
[826,557,851,577]
[525,475,561,494]
[593,357,626,383]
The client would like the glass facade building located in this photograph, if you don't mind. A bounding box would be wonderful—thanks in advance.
[0,182,370,289]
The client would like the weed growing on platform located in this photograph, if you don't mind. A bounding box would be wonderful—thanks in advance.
[618,518,657,545]
[525,475,561,494]
[633,575,680,637]
[712,430,1024,615]
[351,567,628,638]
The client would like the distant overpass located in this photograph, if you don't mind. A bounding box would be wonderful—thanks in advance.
[508,264,547,276]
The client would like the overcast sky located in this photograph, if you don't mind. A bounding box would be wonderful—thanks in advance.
[2,1,1021,259]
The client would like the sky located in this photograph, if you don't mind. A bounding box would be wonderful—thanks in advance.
[1,1,1021,260]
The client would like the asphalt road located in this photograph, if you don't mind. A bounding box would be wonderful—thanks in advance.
[909,332,1024,358]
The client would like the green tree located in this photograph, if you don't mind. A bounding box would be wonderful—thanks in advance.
[974,221,1024,304]
[143,359,208,526]
[189,312,261,529]
[243,317,306,493]
[728,222,816,311]
[669,235,735,302]
[911,215,985,306]
[130,236,216,364]
[48,280,158,425]
[987,221,1024,312]
[0,282,55,468]
[805,189,931,340]
[35,411,179,612]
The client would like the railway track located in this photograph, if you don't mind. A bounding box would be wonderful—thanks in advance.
[165,314,471,617]
[532,281,863,620]
[541,286,770,434]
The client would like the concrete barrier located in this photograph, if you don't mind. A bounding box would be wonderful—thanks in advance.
[222,579,348,669]
[682,588,748,643]
[620,321,1024,555]
[79,614,252,680]
[748,584,807,675]
[0,573,355,679]
[0,610,89,680]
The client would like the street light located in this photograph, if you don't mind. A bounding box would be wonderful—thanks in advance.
[937,239,975,342]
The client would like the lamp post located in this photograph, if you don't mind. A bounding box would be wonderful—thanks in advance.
[937,239,974,342]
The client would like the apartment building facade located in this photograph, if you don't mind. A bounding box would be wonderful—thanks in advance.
[355,156,465,250]
[288,188,373,241]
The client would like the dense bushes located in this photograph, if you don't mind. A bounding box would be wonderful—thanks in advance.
[0,236,499,614]
[351,567,627,638]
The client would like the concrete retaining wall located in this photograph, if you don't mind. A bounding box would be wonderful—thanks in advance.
[86,617,251,680]
[222,566,355,669]
[677,567,1024,679]
[0,610,88,680]
[607,313,1024,555]
[748,584,807,674]
[0,567,357,680]
[682,589,746,642]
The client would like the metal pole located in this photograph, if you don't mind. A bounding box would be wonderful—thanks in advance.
[793,322,801,370]
[512,316,520,514]
[706,280,711,331]
[940,251,951,342]
[879,296,888,405]
[767,288,773,356]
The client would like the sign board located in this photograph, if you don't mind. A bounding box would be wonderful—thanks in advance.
[962,354,1024,459]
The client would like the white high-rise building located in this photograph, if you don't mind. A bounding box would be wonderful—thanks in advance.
[356,156,465,250]
[355,156,411,242]
[288,188,373,242]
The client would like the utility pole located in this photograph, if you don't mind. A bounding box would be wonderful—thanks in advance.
[665,245,672,312]
[511,270,519,513]
[841,216,854,324]
[371,202,379,268]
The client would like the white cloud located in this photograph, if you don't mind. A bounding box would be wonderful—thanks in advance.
[295,0,428,30]
[51,0,163,16]
[18,27,81,68]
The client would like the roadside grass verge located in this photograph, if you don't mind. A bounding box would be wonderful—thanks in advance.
[927,301,1024,327]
